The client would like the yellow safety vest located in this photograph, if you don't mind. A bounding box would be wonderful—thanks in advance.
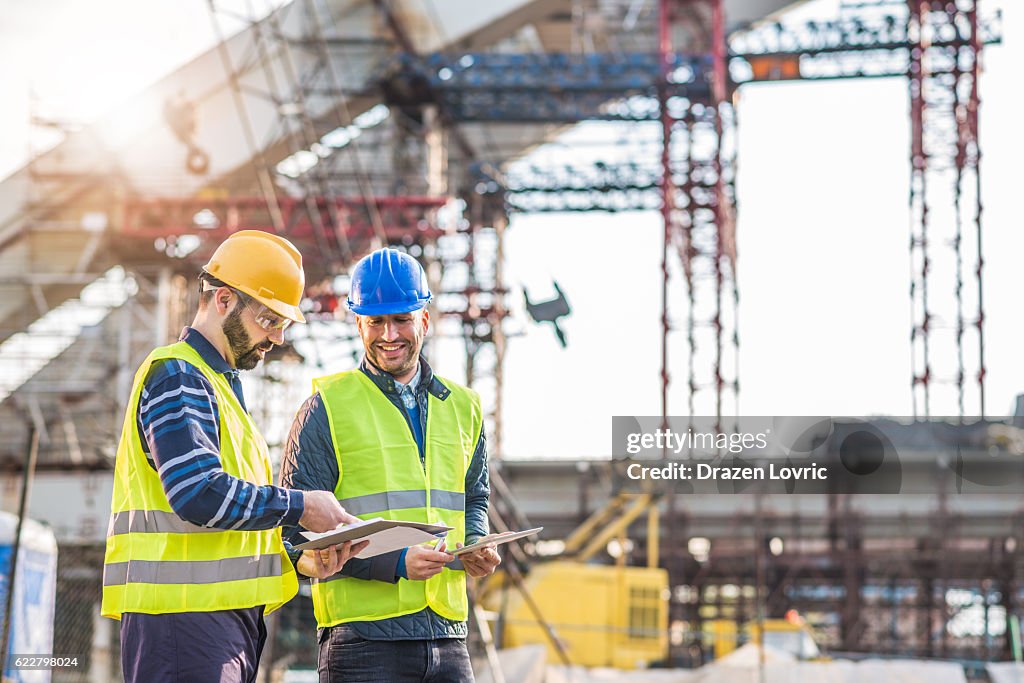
[101,341,297,619]
[310,370,482,627]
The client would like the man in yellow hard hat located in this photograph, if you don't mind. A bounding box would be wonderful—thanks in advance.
[102,230,365,683]
[281,247,501,682]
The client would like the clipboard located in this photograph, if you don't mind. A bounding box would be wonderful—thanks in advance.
[450,527,544,556]
[294,518,453,558]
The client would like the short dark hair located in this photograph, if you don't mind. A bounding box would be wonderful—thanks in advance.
[198,272,229,306]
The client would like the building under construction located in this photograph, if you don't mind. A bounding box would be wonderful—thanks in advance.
[0,0,1022,681]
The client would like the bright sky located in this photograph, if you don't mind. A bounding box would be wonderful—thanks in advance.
[1,0,1021,460]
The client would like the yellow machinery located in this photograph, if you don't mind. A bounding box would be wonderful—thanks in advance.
[480,492,669,669]
[705,613,824,661]
[487,561,668,668]
[703,618,739,659]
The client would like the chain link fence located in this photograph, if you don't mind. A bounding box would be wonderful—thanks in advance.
[51,543,116,683]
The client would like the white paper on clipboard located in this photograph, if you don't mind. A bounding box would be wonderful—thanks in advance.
[296,518,453,559]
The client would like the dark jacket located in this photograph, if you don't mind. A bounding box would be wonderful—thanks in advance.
[280,356,489,640]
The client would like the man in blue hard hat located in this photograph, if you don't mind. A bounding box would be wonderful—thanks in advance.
[281,247,500,681]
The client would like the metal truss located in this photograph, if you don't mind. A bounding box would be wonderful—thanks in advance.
[907,0,989,418]
[120,194,447,271]
[435,193,509,457]
[383,52,713,122]
[499,161,661,213]
[729,5,1001,83]
[381,7,1001,122]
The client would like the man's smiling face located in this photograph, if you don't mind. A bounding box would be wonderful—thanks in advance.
[357,309,430,381]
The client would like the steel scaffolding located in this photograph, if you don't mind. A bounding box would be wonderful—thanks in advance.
[907,0,987,418]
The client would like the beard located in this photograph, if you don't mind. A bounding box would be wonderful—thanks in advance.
[366,341,419,378]
[223,304,273,370]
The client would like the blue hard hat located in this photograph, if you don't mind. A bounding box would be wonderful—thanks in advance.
[347,248,432,315]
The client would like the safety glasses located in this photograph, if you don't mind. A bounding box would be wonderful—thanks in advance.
[246,299,294,331]
[202,279,294,332]
[243,298,293,332]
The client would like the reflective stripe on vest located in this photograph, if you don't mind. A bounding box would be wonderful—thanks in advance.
[310,370,482,627]
[100,341,297,620]
[338,489,465,516]
[107,509,221,536]
[104,554,281,586]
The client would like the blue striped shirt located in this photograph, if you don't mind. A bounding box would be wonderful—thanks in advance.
[136,327,304,531]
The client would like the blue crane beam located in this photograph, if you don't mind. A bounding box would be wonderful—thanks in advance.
[378,10,1001,124]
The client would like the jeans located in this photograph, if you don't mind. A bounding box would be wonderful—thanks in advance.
[318,625,475,683]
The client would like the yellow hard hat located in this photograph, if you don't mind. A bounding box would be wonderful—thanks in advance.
[203,230,307,323]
